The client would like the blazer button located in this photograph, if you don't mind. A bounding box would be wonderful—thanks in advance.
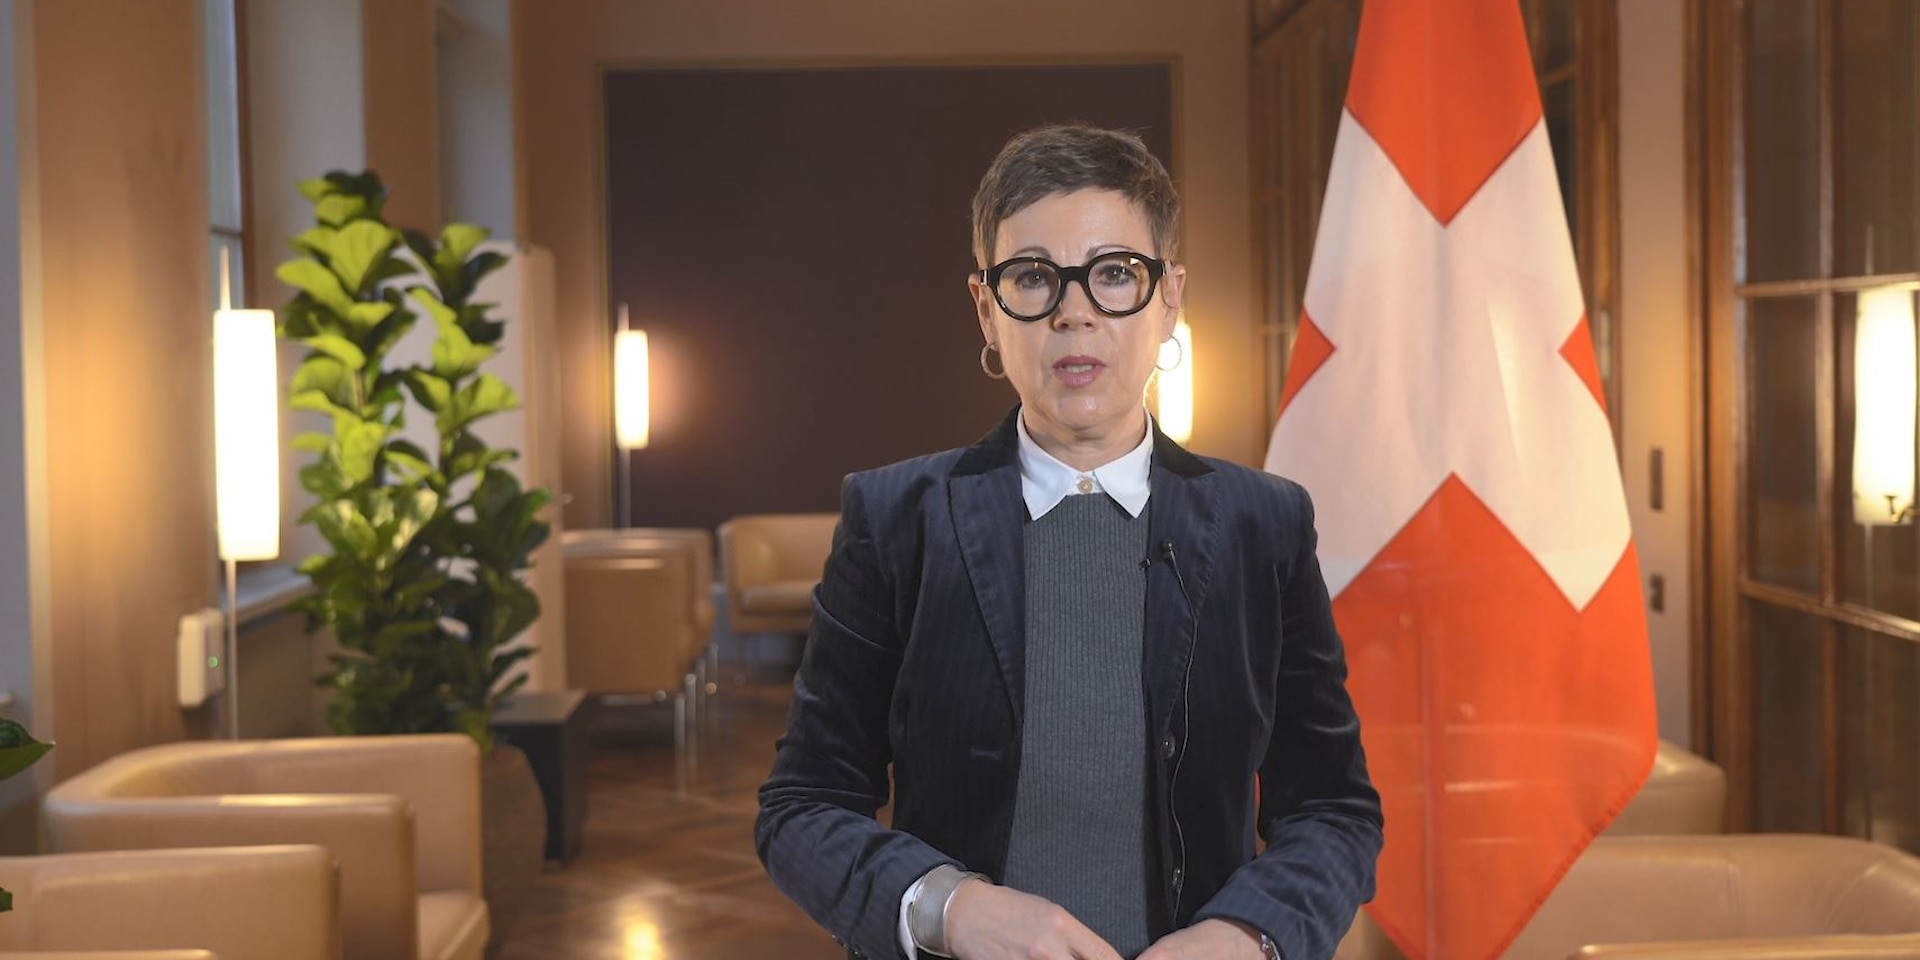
[1162,734,1177,759]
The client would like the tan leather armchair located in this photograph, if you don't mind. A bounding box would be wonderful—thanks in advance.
[717,513,836,635]
[562,537,706,745]
[1337,739,1729,960]
[0,845,337,960]
[1602,740,1727,837]
[41,736,485,960]
[1338,834,1920,959]
[1508,834,1920,959]
[561,528,715,639]
[3,954,216,959]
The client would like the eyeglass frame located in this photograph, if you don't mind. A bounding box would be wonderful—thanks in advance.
[976,251,1169,322]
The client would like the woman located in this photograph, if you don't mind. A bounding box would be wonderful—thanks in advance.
[756,124,1381,960]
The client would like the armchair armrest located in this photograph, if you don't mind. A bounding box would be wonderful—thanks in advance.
[42,796,411,960]
[238,736,480,896]
[1,953,216,959]
[1576,934,1920,960]
[0,845,337,960]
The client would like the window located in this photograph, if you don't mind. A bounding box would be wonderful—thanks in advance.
[1700,0,1920,849]
[1250,0,1621,435]
[204,0,246,311]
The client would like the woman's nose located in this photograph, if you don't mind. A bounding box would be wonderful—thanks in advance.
[1051,281,1099,331]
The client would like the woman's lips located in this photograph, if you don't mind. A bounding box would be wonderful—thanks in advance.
[1053,355,1104,388]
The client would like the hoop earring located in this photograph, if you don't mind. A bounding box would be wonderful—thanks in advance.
[980,343,1008,380]
[1155,335,1184,372]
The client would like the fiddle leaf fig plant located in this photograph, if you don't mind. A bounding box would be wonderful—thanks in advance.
[279,171,551,752]
[0,718,52,912]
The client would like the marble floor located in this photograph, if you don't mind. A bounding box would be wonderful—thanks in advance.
[496,669,848,960]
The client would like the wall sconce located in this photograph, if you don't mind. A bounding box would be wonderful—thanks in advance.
[1852,285,1917,525]
[613,303,649,526]
[1155,316,1194,444]
[212,252,279,738]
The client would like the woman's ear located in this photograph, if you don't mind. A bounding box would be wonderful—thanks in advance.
[1160,262,1188,339]
[968,272,999,346]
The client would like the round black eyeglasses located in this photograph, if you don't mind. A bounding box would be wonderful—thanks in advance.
[978,251,1167,322]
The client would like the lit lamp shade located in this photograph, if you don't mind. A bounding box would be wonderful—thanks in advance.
[1155,317,1194,444]
[1852,287,1917,526]
[213,308,280,560]
[614,328,650,450]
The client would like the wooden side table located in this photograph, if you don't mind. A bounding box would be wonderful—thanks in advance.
[492,690,593,862]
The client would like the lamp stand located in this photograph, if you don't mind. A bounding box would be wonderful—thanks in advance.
[617,446,633,528]
[224,557,241,739]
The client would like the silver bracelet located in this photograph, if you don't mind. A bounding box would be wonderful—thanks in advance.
[908,864,987,957]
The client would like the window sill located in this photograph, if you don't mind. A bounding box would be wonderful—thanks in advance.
[229,564,315,627]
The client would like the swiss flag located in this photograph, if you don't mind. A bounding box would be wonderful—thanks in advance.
[1262,2,1658,958]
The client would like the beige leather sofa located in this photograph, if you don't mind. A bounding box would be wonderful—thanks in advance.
[0,845,337,960]
[1338,739,1730,960]
[1337,834,1920,960]
[718,513,836,635]
[1602,739,1727,837]
[41,736,485,960]
[1509,834,1920,959]
[561,533,709,745]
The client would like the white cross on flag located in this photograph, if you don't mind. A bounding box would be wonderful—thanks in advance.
[1262,2,1658,957]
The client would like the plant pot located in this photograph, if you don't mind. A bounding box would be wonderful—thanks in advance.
[481,743,546,956]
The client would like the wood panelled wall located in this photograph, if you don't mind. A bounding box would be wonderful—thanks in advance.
[603,65,1175,531]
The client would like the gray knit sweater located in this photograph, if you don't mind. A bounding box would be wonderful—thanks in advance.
[1001,493,1153,957]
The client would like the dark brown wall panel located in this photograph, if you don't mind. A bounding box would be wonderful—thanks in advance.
[605,65,1174,531]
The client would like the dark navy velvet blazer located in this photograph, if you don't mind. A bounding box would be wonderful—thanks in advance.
[755,408,1382,960]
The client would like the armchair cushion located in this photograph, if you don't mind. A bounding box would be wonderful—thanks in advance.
[0,846,337,960]
[1575,934,1920,959]
[739,580,815,615]
[43,736,482,960]
[416,893,486,960]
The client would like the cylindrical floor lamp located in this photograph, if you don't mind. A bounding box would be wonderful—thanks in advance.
[213,251,279,739]
[613,302,650,527]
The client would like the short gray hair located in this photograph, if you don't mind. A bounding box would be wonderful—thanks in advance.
[970,124,1181,268]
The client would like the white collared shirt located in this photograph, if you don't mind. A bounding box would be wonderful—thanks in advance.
[1016,409,1154,520]
[896,409,1157,957]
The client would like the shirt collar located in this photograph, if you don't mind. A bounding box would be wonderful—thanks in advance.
[1016,409,1154,520]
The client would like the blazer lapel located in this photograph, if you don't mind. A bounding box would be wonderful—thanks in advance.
[949,409,1028,727]
[1143,424,1221,739]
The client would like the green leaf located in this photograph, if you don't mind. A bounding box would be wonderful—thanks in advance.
[1,884,13,912]
[290,355,356,410]
[339,420,390,484]
[442,374,519,433]
[292,226,335,258]
[347,301,397,334]
[0,719,53,781]
[366,256,416,288]
[406,370,453,414]
[278,259,355,317]
[292,431,333,454]
[364,304,417,367]
[277,299,327,340]
[439,224,491,270]
[298,452,351,500]
[331,220,399,294]
[386,438,436,483]
[308,334,367,372]
[315,193,368,228]
[386,487,439,560]
[411,287,495,380]
[289,389,358,424]
[463,250,509,293]
[314,500,377,559]
[297,177,333,203]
